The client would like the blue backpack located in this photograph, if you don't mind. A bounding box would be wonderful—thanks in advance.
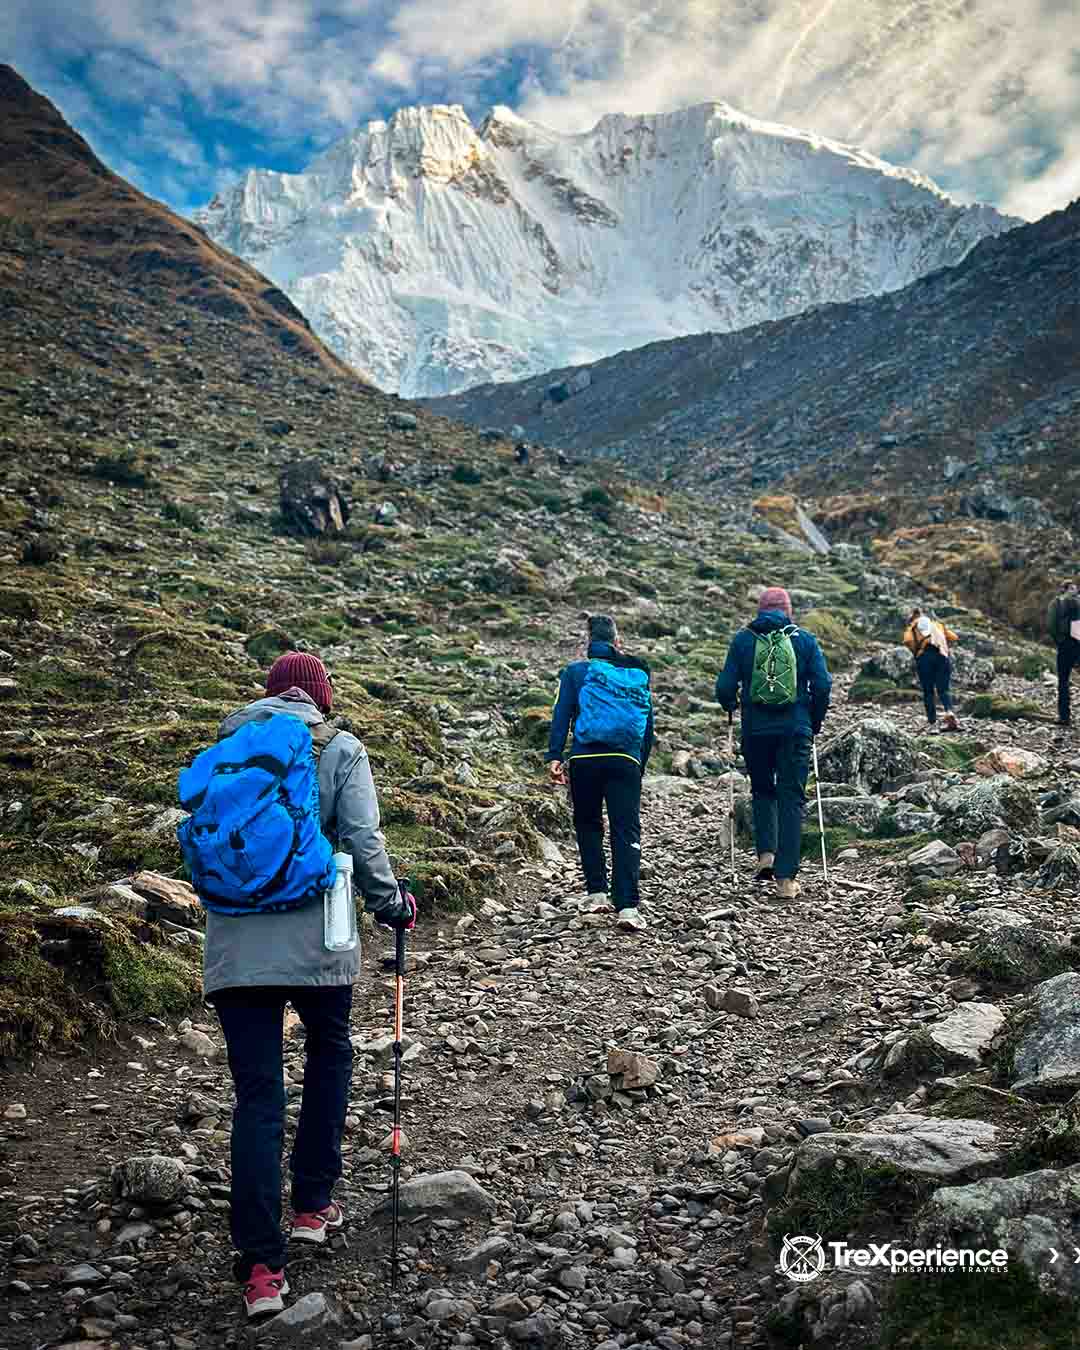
[574,658,651,753]
[177,713,336,916]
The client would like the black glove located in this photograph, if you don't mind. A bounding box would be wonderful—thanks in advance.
[378,891,417,931]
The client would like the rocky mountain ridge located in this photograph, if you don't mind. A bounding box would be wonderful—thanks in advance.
[0,64,353,378]
[192,100,1016,397]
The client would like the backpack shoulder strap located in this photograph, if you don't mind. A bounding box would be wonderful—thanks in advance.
[309,722,342,761]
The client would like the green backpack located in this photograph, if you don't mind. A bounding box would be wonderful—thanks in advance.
[749,625,799,707]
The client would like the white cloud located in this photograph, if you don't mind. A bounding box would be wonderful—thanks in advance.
[4,0,1078,216]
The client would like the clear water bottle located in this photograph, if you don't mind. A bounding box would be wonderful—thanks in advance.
[323,852,357,952]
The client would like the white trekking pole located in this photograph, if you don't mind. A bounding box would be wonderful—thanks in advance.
[812,739,829,894]
[727,713,737,885]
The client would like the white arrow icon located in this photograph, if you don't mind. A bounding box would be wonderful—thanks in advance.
[1073,1247,1080,1264]
[1050,1249,1060,1263]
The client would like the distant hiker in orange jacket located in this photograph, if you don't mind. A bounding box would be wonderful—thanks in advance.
[903,610,959,732]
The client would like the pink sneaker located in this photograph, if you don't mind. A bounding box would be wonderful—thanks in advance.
[290,1200,345,1245]
[243,1264,289,1318]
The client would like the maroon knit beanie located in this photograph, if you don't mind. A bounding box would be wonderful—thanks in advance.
[266,652,333,713]
[758,587,793,618]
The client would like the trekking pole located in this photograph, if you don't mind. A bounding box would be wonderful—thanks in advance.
[390,879,409,1292]
[812,740,830,895]
[727,713,737,885]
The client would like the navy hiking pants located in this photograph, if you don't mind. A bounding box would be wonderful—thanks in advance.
[742,734,812,881]
[916,649,953,724]
[211,984,353,1278]
[569,755,642,910]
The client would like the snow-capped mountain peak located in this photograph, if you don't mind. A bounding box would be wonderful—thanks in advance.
[193,101,1018,397]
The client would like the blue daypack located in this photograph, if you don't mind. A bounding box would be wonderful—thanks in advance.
[177,713,336,916]
[574,658,651,753]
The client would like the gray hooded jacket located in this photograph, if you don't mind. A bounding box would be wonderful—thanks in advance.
[201,690,400,995]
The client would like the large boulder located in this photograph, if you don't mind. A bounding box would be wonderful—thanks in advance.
[936,775,1039,841]
[786,1113,1004,1190]
[279,459,349,536]
[923,1003,1005,1070]
[951,647,996,690]
[816,719,919,794]
[1036,843,1080,891]
[1010,973,1080,1101]
[858,646,914,684]
[954,924,1075,989]
[916,1164,1080,1301]
[818,795,885,833]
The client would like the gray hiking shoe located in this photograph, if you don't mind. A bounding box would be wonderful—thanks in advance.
[616,906,647,932]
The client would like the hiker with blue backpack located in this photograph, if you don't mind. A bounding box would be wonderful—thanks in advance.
[176,651,416,1320]
[715,588,832,901]
[546,614,654,932]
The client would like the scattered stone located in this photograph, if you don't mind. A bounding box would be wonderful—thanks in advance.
[906,840,963,877]
[974,746,1048,778]
[180,1028,217,1059]
[3,1103,27,1120]
[256,1291,341,1339]
[373,1170,496,1221]
[112,1154,188,1204]
[607,1049,659,1090]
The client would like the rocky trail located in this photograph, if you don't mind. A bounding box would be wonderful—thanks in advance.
[4,229,1080,1350]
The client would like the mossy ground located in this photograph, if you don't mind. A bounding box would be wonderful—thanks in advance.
[768,1159,933,1247]
[880,1265,1080,1350]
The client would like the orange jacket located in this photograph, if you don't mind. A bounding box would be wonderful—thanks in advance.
[903,620,958,659]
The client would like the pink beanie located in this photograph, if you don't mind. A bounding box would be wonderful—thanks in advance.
[758,587,793,618]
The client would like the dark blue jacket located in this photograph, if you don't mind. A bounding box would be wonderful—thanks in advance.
[715,611,832,738]
[546,641,654,769]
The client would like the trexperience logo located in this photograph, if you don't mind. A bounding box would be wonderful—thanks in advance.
[779,1235,1009,1282]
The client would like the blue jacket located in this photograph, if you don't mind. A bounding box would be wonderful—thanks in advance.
[715,611,832,738]
[546,641,655,769]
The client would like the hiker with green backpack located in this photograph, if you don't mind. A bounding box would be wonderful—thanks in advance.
[176,651,416,1320]
[715,588,832,900]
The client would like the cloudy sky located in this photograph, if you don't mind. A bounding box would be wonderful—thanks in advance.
[5,0,1079,220]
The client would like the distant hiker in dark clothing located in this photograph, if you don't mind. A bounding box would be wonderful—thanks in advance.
[556,449,569,470]
[715,588,832,901]
[182,652,415,1320]
[547,615,654,932]
[1048,580,1080,729]
[903,610,959,732]
[514,441,530,466]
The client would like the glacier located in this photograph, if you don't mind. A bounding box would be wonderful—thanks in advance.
[192,101,1018,398]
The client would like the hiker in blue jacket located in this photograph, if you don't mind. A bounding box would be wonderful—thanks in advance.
[547,615,654,932]
[190,652,415,1320]
[715,588,832,900]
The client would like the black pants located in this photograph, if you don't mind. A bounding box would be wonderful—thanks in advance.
[742,734,812,880]
[212,984,354,1277]
[916,650,952,723]
[1058,640,1080,724]
[569,756,641,909]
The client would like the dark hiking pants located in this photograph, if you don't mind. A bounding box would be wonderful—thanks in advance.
[568,755,642,910]
[212,984,353,1278]
[743,733,812,881]
[1058,639,1080,724]
[916,650,953,724]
